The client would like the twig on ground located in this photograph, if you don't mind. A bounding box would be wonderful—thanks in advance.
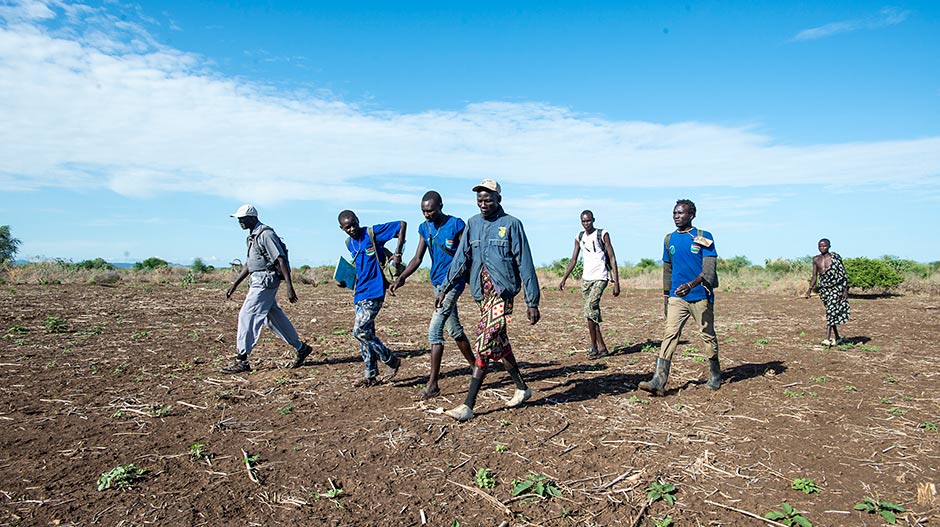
[241,449,260,485]
[704,499,790,527]
[446,479,511,515]
[629,500,650,527]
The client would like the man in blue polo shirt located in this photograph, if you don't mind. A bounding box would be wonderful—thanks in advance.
[390,191,476,399]
[337,210,407,386]
[639,199,722,396]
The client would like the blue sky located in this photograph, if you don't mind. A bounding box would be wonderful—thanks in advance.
[2,0,939,267]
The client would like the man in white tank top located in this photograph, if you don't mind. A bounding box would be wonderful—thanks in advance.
[559,210,621,358]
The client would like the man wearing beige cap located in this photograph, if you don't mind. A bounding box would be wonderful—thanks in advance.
[435,179,541,421]
[223,204,312,374]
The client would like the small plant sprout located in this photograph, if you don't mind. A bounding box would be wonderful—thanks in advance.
[919,422,937,431]
[3,325,29,339]
[475,468,496,489]
[628,395,649,405]
[810,375,828,383]
[756,337,770,345]
[152,405,171,417]
[844,385,857,392]
[765,502,812,527]
[653,518,673,527]
[889,407,906,416]
[97,464,146,491]
[511,473,562,499]
[316,479,344,500]
[886,376,897,383]
[131,331,149,340]
[854,497,905,524]
[879,396,891,404]
[189,442,207,461]
[44,316,67,333]
[495,444,509,453]
[645,480,677,505]
[791,477,820,494]
[279,403,293,415]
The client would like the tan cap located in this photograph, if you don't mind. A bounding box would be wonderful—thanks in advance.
[230,204,258,218]
[472,179,501,194]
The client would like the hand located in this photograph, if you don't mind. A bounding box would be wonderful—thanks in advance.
[675,282,692,297]
[612,282,621,297]
[392,254,402,265]
[841,290,848,301]
[558,278,566,291]
[527,306,540,325]
[225,284,236,299]
[287,285,298,303]
[389,277,404,294]
[804,291,811,299]
[434,292,446,309]
[336,280,346,288]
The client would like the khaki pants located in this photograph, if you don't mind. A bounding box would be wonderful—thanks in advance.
[660,297,718,361]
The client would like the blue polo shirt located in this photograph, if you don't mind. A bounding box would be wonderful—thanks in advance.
[347,221,402,303]
[418,215,465,291]
[663,227,717,302]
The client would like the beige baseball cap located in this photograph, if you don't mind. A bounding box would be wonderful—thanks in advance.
[472,179,501,194]
[230,204,258,218]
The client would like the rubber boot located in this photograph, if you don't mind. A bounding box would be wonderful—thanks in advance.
[638,358,671,397]
[707,357,722,390]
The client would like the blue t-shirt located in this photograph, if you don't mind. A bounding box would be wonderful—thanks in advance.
[663,227,717,302]
[418,215,465,290]
[347,221,402,303]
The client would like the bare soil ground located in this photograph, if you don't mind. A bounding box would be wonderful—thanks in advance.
[1,281,938,526]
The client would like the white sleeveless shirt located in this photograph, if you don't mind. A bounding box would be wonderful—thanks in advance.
[579,229,609,281]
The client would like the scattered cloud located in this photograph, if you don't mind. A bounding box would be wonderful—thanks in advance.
[2,1,938,208]
[792,6,910,41]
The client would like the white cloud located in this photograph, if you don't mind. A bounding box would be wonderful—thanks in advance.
[1,1,939,207]
[793,7,910,41]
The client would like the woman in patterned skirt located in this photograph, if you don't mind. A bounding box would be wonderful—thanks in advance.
[805,238,850,346]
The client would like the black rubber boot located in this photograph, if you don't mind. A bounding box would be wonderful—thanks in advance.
[707,357,722,390]
[638,358,671,397]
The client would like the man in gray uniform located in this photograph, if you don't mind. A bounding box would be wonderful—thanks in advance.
[223,204,312,374]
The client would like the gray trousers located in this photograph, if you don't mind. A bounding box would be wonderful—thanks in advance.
[237,271,301,356]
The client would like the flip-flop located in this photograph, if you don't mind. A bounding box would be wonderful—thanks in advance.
[418,387,441,400]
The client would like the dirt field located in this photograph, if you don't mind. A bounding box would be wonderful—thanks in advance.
[1,280,938,526]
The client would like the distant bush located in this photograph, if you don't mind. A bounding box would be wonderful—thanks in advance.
[880,255,930,279]
[190,258,214,274]
[72,258,115,271]
[636,258,659,270]
[718,256,751,274]
[844,257,904,290]
[764,258,810,274]
[134,257,169,271]
[546,257,582,279]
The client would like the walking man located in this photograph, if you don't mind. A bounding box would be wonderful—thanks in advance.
[558,210,621,358]
[223,204,312,374]
[639,199,721,396]
[390,191,476,399]
[436,180,540,421]
[805,238,850,346]
[337,210,407,386]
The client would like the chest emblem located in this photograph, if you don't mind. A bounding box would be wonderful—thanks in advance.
[445,239,454,249]
[365,245,376,257]
[669,245,676,255]
[497,227,507,238]
[690,245,701,254]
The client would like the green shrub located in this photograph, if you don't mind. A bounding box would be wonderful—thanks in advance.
[844,258,904,290]
[546,257,582,279]
[72,258,114,271]
[880,256,930,278]
[718,256,751,274]
[764,258,810,274]
[134,257,169,271]
[190,258,214,274]
[636,258,659,270]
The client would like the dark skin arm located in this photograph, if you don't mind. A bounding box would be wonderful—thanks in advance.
[226,266,251,299]
[392,221,407,266]
[390,235,427,294]
[805,254,822,298]
[527,306,540,325]
[558,239,581,290]
[276,256,298,303]
[602,231,621,297]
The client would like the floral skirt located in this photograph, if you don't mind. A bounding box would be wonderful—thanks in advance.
[474,267,514,367]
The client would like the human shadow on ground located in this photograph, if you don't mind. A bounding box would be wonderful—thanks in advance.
[393,359,563,388]
[837,336,872,346]
[847,292,901,299]
[608,339,693,357]
[473,370,645,418]
[301,353,362,368]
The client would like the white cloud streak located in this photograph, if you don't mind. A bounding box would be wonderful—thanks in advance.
[1,1,938,206]
[793,7,910,41]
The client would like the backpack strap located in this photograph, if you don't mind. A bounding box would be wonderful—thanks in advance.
[367,227,387,265]
[426,222,456,257]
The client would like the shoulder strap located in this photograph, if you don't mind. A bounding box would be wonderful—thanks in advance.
[250,226,276,265]
[427,221,457,257]
[578,231,584,242]
[368,227,386,265]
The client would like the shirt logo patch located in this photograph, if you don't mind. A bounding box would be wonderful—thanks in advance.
[498,227,507,238]
[365,246,376,257]
[669,245,676,255]
[690,245,700,254]
[445,239,454,249]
